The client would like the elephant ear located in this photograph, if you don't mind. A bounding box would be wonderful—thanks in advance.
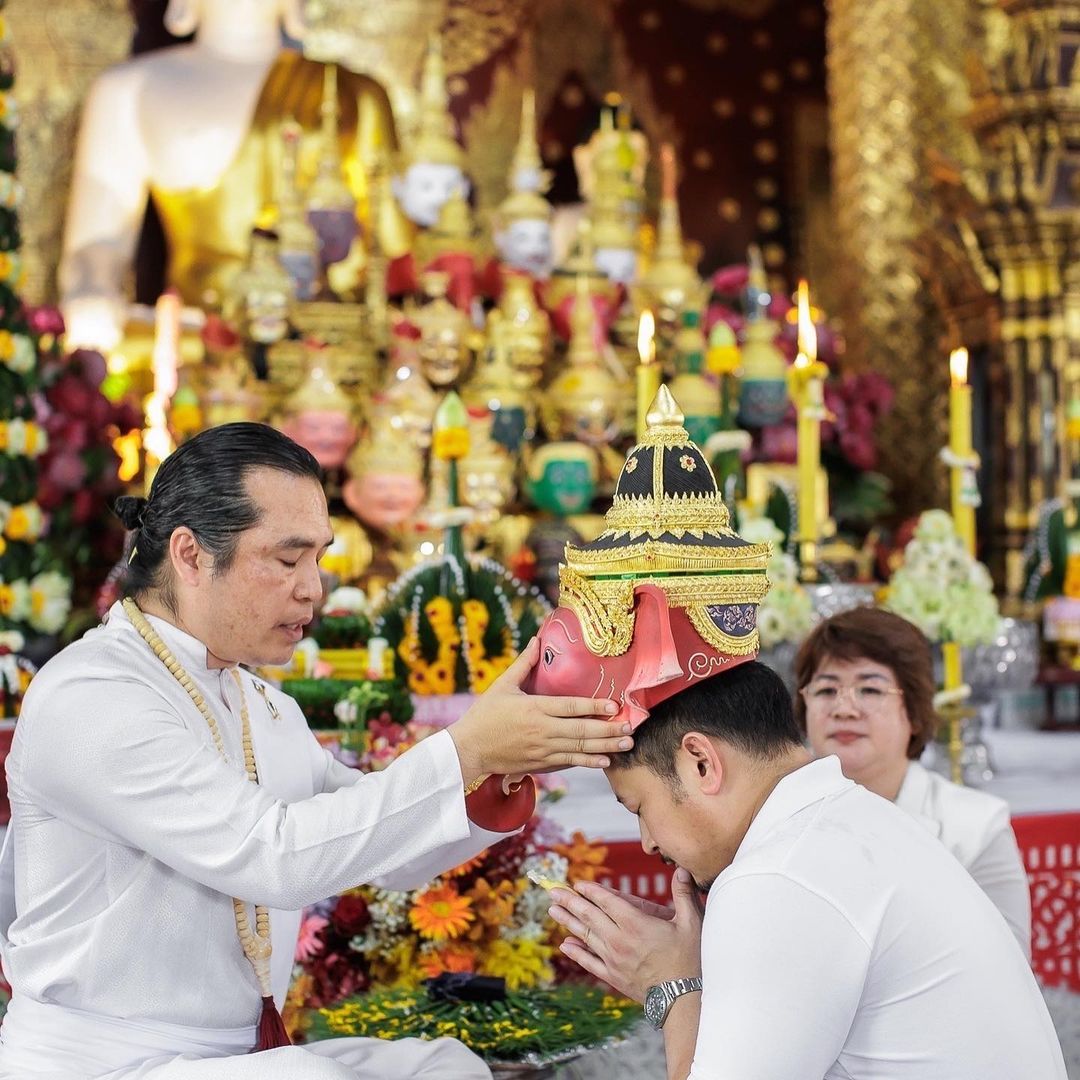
[619,584,685,730]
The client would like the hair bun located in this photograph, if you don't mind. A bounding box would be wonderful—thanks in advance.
[113,495,148,531]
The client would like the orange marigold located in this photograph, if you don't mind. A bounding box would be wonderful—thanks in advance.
[466,878,519,937]
[418,943,477,979]
[409,883,475,941]
[552,831,609,882]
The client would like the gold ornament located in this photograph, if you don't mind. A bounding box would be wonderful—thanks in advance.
[415,271,473,387]
[398,35,465,171]
[496,89,553,226]
[559,385,770,658]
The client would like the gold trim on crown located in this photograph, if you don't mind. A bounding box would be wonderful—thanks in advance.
[557,384,770,657]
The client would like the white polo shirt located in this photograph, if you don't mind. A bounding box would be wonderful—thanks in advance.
[690,756,1065,1080]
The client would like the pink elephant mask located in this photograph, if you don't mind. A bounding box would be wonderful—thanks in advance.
[523,583,755,729]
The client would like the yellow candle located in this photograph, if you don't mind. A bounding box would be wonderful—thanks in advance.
[949,348,976,556]
[792,281,824,565]
[636,309,661,443]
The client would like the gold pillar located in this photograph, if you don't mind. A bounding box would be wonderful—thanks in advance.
[7,0,134,306]
[827,0,980,517]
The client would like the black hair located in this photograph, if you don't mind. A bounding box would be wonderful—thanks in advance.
[609,661,804,786]
[113,422,321,612]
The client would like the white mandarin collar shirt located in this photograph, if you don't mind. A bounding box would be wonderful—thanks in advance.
[0,602,513,1068]
[688,757,1065,1080]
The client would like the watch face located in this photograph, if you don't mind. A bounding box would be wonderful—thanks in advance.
[643,986,668,1028]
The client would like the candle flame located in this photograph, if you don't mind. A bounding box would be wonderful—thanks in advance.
[950,347,969,387]
[637,309,656,366]
[796,279,817,363]
[151,290,181,401]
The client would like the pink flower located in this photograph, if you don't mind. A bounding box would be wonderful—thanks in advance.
[710,264,749,295]
[46,450,87,490]
[72,349,108,387]
[26,306,65,337]
[758,422,798,464]
[839,430,877,470]
[705,303,744,338]
[295,914,329,962]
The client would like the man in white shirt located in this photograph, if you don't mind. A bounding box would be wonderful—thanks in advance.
[549,660,1066,1080]
[0,423,632,1080]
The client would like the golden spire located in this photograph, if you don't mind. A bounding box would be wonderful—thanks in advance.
[645,383,687,436]
[640,143,700,306]
[590,110,637,251]
[498,88,552,224]
[308,63,354,212]
[405,35,465,169]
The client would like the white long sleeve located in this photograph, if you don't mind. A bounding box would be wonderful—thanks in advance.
[0,606,513,1027]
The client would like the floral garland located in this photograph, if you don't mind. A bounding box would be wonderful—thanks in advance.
[376,554,550,696]
[0,9,72,655]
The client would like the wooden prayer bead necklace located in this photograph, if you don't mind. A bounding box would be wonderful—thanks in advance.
[121,598,275,1004]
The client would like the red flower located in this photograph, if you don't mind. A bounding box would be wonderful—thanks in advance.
[710,264,749,295]
[331,892,370,936]
[48,374,96,416]
[26,306,65,337]
[45,450,88,491]
[70,488,96,524]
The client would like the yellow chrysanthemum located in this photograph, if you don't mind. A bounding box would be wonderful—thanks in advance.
[0,331,13,361]
[409,884,475,941]
[480,938,553,991]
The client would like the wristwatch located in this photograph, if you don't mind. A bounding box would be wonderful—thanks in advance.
[642,977,703,1029]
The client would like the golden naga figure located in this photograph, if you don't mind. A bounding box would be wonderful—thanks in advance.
[58,0,399,352]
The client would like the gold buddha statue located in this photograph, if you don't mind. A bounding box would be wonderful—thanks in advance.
[59,0,400,352]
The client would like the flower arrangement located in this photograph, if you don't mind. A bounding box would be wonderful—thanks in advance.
[33,332,141,622]
[307,983,637,1067]
[375,555,550,696]
[286,819,610,1036]
[0,24,74,648]
[883,510,1000,646]
[709,264,895,529]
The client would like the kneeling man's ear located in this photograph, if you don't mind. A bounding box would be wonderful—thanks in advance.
[679,732,724,795]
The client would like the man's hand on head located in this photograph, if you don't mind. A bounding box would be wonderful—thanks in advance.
[448,637,633,785]
[548,869,703,1001]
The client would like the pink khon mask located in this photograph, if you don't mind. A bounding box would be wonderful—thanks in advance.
[522,385,771,730]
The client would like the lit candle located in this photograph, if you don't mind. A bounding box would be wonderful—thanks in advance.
[151,290,181,402]
[791,280,825,573]
[636,309,660,443]
[948,347,976,556]
[366,636,388,681]
[941,640,965,784]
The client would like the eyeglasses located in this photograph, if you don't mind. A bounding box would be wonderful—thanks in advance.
[800,683,904,710]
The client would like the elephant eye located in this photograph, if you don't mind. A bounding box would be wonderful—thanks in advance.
[543,646,556,666]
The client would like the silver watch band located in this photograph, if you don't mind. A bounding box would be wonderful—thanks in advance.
[645,976,703,1029]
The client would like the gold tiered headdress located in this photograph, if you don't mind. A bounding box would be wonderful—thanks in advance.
[560,385,770,657]
[401,35,464,170]
[497,89,553,225]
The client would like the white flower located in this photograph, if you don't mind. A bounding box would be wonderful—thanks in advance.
[333,697,358,725]
[323,586,370,616]
[766,552,799,586]
[27,571,71,634]
[6,418,46,457]
[739,515,784,549]
[0,172,22,210]
[9,333,34,374]
[0,630,24,652]
[0,579,31,622]
[913,509,957,543]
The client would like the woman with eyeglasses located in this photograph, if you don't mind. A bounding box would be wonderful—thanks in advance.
[794,607,1031,958]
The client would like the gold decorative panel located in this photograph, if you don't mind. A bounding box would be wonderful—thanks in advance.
[7,0,134,306]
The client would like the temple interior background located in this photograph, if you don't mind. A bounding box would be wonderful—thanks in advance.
[0,0,1079,1075]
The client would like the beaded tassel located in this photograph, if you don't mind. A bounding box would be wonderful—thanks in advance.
[122,598,291,1052]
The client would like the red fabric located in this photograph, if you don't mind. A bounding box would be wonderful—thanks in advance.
[253,995,292,1052]
[0,725,14,827]
[1012,812,1080,991]
[425,252,477,313]
[464,774,537,833]
[386,252,418,298]
[546,287,623,345]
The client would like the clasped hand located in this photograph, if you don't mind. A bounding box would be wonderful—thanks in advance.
[449,637,633,783]
[549,869,704,1002]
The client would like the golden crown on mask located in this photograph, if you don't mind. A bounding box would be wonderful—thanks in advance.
[398,35,465,171]
[279,361,356,418]
[496,89,553,226]
[347,420,424,478]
